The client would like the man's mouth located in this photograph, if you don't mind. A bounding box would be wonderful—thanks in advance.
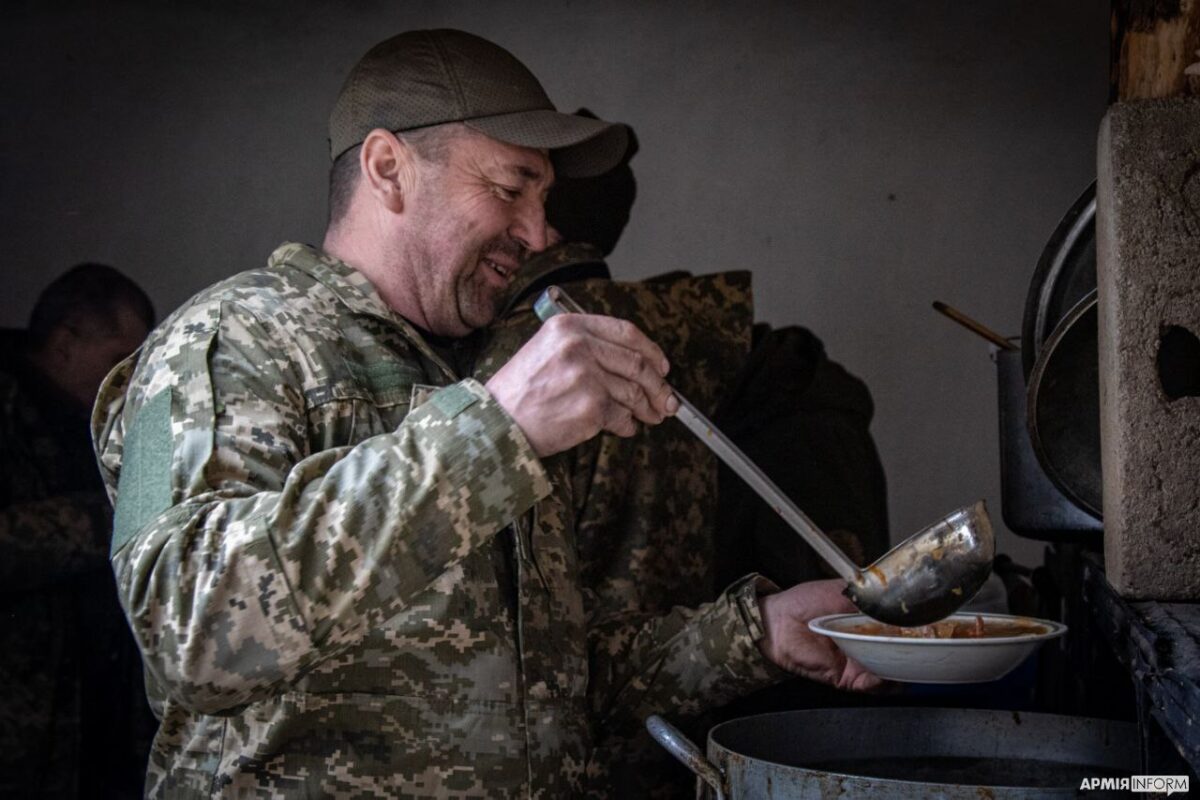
[482,256,516,282]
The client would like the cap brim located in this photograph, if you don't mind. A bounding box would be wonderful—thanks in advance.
[465,110,630,178]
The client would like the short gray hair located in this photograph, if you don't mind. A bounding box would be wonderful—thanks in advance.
[326,124,466,226]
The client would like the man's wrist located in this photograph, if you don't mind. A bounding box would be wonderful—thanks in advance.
[730,575,773,640]
[725,573,783,661]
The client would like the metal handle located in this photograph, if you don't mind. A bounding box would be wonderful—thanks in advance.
[534,284,589,318]
[533,285,862,583]
[645,715,726,800]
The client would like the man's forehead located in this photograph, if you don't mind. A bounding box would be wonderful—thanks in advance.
[503,160,552,185]
[452,129,554,185]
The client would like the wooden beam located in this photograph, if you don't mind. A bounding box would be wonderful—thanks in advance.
[1112,0,1200,99]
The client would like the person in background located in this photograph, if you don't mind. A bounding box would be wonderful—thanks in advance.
[0,263,157,799]
[477,110,891,798]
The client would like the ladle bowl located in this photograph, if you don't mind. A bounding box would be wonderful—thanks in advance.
[845,501,994,626]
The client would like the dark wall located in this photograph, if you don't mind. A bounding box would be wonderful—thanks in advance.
[1,0,1110,564]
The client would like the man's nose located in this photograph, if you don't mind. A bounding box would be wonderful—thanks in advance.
[508,199,550,254]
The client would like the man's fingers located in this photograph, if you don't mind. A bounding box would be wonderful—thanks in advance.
[599,400,638,438]
[847,660,884,692]
[596,370,665,426]
[494,313,679,457]
[545,313,677,418]
[573,315,670,378]
[586,336,676,419]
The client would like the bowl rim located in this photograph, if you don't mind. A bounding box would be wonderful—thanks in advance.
[809,611,1067,646]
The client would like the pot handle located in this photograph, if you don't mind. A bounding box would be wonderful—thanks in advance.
[645,715,727,800]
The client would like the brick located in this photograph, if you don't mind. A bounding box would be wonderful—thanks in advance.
[1098,97,1200,598]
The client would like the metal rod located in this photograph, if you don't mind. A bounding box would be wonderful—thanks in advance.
[932,301,1018,351]
[673,396,860,581]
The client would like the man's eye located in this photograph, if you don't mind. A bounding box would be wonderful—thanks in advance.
[493,184,519,201]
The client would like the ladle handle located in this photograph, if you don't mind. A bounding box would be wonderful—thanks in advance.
[534,286,862,584]
[672,395,861,582]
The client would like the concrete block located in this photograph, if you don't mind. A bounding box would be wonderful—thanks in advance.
[1098,97,1200,599]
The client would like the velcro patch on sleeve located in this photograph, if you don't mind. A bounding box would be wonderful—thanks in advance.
[111,389,174,556]
[429,383,478,419]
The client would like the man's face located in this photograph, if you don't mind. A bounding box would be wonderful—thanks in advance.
[59,304,149,409]
[401,131,554,336]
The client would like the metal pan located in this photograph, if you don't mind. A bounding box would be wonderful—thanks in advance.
[1026,290,1102,519]
[1022,181,1097,379]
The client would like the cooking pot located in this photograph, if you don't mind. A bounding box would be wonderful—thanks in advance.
[995,347,1102,537]
[648,708,1137,798]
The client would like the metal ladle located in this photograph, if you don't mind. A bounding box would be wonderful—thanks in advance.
[535,286,995,627]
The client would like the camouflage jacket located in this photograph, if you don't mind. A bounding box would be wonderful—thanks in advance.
[0,341,122,797]
[93,243,782,799]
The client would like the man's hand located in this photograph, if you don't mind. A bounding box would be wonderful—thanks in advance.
[485,313,679,457]
[758,579,882,692]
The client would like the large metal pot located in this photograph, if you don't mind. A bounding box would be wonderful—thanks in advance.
[995,346,1101,537]
[648,708,1137,798]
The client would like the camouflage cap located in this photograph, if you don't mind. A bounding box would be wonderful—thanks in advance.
[329,29,630,178]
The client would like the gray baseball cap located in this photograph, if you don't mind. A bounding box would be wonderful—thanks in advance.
[329,29,630,178]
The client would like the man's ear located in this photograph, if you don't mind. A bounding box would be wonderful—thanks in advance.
[360,129,417,213]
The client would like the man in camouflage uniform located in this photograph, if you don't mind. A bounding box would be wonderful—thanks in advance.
[2,264,156,798]
[93,30,876,798]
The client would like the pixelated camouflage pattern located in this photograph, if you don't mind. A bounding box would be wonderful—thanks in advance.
[93,243,784,799]
[476,244,788,799]
[0,354,116,797]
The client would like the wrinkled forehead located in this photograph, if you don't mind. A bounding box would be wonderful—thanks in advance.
[450,127,555,187]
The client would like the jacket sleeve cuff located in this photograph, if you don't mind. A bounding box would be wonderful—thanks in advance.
[720,573,795,685]
[640,573,792,719]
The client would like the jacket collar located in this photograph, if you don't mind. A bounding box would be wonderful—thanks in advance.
[269,242,458,379]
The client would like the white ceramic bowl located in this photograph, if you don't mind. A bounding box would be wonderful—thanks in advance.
[808,612,1067,684]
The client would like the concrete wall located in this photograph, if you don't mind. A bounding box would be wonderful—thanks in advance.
[0,0,1110,566]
